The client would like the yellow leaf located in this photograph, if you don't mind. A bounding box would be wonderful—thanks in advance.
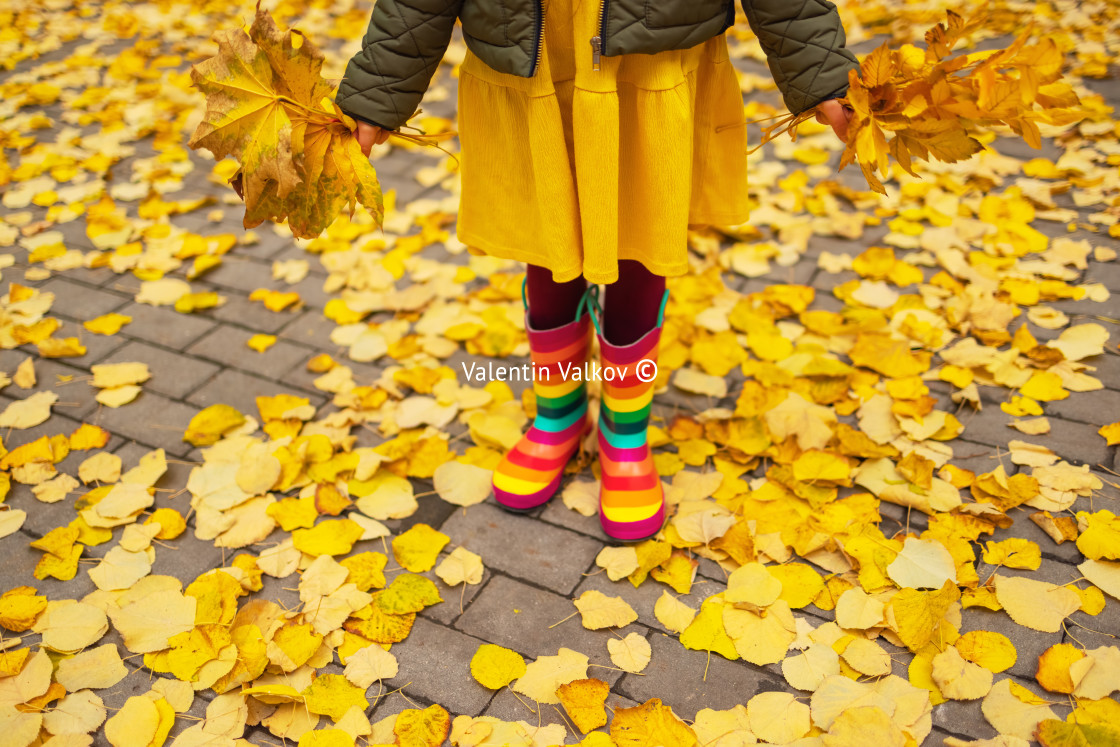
[174,291,225,313]
[747,691,810,744]
[1036,719,1120,747]
[596,546,640,581]
[292,518,364,556]
[573,590,638,630]
[993,574,1080,632]
[890,580,960,651]
[69,423,111,450]
[394,705,451,747]
[83,313,132,335]
[557,678,610,734]
[680,599,739,661]
[607,632,652,674]
[834,587,886,630]
[183,403,246,446]
[299,730,355,747]
[339,551,388,592]
[1078,559,1120,600]
[91,362,150,388]
[302,673,369,722]
[783,644,841,692]
[840,636,892,677]
[725,562,782,609]
[650,553,697,595]
[1100,422,1120,446]
[35,600,108,653]
[0,391,58,429]
[392,523,450,572]
[887,537,957,589]
[432,460,492,507]
[931,645,993,700]
[0,587,47,632]
[823,705,905,747]
[653,591,696,635]
[1076,510,1120,560]
[982,538,1042,569]
[96,385,143,408]
[981,679,1058,742]
[375,573,442,614]
[470,643,526,690]
[692,706,754,747]
[511,648,589,704]
[769,563,825,609]
[955,630,1016,673]
[104,695,161,747]
[247,333,277,352]
[611,698,697,747]
[1036,643,1083,694]
[343,644,398,688]
[54,643,128,691]
[435,546,484,587]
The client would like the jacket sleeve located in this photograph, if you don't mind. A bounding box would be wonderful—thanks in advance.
[336,0,463,131]
[740,0,861,115]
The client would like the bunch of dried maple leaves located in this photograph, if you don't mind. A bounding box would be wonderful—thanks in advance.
[1,0,1120,745]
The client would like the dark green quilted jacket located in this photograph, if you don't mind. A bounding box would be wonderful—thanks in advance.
[338,0,860,131]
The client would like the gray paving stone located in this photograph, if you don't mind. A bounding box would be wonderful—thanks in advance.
[440,502,601,594]
[209,293,304,334]
[51,320,131,366]
[277,309,341,350]
[1045,385,1120,427]
[0,352,101,418]
[197,256,276,293]
[455,574,640,677]
[36,275,131,321]
[113,301,219,351]
[185,367,315,418]
[615,631,775,719]
[185,324,313,380]
[384,617,494,717]
[1085,259,1120,291]
[94,339,221,400]
[88,390,201,457]
[957,405,1112,469]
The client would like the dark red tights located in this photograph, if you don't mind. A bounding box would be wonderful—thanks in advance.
[526,260,666,346]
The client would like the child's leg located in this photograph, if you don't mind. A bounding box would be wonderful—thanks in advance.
[596,259,666,542]
[526,263,587,330]
[492,264,593,512]
[602,259,667,345]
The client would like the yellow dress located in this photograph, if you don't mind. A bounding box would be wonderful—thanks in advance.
[456,0,751,284]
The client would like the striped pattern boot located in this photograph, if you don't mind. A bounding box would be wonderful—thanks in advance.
[491,292,594,512]
[595,291,668,541]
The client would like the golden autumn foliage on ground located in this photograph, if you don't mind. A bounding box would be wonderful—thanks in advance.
[0,0,1119,745]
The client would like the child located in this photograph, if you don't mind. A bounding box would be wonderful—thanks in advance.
[338,0,859,541]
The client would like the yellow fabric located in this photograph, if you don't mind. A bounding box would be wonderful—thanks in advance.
[456,0,751,284]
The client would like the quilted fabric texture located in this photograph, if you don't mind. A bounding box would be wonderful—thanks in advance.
[337,0,860,130]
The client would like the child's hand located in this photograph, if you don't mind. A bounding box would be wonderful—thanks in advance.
[814,99,854,143]
[355,121,390,156]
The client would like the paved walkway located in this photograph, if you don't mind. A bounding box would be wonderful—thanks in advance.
[0,5,1118,746]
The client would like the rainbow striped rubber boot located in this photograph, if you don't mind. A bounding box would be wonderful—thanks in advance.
[594,289,668,541]
[491,282,594,512]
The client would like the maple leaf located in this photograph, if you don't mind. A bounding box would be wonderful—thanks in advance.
[188,6,383,238]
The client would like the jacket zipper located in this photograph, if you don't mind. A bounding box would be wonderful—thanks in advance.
[590,0,608,71]
[531,0,545,75]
